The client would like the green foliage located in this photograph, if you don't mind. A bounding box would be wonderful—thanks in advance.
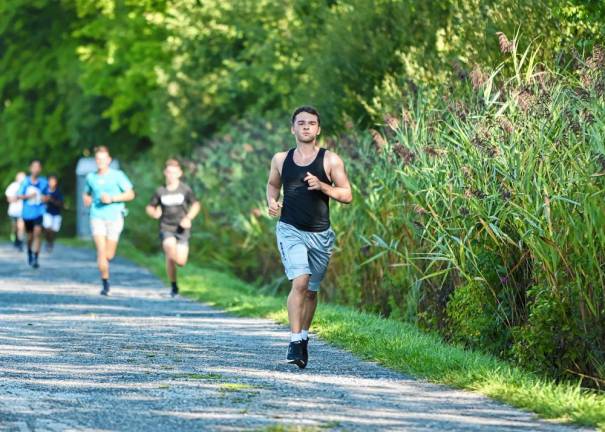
[446,281,508,355]
[2,0,605,185]
[0,0,158,194]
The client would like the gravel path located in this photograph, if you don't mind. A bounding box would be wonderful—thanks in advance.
[0,244,590,432]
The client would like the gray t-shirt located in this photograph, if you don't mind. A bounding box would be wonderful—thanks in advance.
[149,182,198,232]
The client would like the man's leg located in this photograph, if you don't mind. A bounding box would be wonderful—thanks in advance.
[301,290,318,335]
[162,237,177,280]
[285,274,310,367]
[162,237,180,296]
[287,274,310,335]
[32,225,42,253]
[45,229,55,251]
[174,242,189,267]
[11,219,17,245]
[26,225,34,250]
[27,222,43,268]
[11,219,23,249]
[105,217,123,262]
[166,232,190,296]
[299,228,335,365]
[105,238,119,262]
[16,219,24,250]
[24,220,34,264]
[93,235,109,279]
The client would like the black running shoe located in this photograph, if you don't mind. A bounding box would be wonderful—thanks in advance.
[302,338,309,366]
[170,286,179,298]
[27,251,33,266]
[32,259,39,269]
[100,286,110,296]
[287,341,306,368]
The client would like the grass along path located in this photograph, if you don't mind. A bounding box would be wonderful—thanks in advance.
[62,238,605,430]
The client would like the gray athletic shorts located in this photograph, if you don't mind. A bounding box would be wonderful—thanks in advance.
[276,221,335,292]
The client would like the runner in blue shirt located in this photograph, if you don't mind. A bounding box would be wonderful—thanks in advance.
[17,160,49,268]
[83,146,135,295]
[43,174,64,253]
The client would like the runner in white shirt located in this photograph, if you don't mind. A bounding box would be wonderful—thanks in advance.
[5,172,26,251]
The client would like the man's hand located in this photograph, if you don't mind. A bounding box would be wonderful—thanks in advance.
[100,193,112,204]
[145,205,162,220]
[179,216,192,229]
[268,198,283,217]
[83,195,93,207]
[304,172,324,191]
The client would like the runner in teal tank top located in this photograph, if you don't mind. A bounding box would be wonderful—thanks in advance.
[83,146,135,296]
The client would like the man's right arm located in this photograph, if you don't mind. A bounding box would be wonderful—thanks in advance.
[266,153,285,217]
[82,176,93,207]
[5,186,17,203]
[145,189,162,219]
[16,181,34,200]
[145,205,162,219]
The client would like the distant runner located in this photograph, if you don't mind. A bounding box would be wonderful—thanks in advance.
[17,161,49,268]
[5,171,26,251]
[43,174,64,253]
[146,159,201,297]
[266,106,352,368]
[83,146,135,295]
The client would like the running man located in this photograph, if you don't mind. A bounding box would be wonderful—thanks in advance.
[5,172,26,251]
[83,146,135,295]
[17,160,49,268]
[43,174,64,253]
[146,159,200,297]
[266,106,352,368]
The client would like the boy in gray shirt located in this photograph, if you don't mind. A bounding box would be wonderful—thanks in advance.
[146,159,201,297]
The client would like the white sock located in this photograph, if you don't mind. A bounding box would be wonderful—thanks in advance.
[290,332,303,342]
[301,330,309,340]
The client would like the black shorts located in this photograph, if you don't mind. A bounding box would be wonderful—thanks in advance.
[24,217,43,233]
[160,228,191,245]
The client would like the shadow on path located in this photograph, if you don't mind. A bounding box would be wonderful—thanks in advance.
[0,244,590,432]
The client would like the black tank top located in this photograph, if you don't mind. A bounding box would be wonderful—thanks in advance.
[280,148,331,232]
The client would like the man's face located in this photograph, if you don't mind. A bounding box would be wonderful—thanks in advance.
[49,177,58,189]
[95,151,111,170]
[30,161,42,177]
[164,165,182,183]
[291,112,320,143]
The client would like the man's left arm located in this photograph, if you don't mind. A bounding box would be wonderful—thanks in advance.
[103,172,135,204]
[180,188,201,229]
[305,152,353,204]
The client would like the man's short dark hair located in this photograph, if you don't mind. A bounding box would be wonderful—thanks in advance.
[94,145,110,156]
[30,159,41,166]
[291,106,321,126]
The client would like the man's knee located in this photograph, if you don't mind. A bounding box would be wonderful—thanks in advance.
[304,290,317,300]
[291,275,310,293]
